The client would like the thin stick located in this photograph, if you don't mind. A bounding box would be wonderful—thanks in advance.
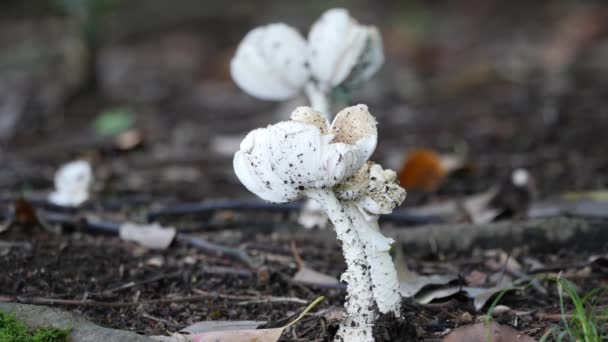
[290,240,305,269]
[176,234,254,268]
[0,291,308,307]
[193,289,307,304]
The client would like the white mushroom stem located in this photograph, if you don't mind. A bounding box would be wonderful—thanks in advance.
[347,203,401,316]
[304,82,330,118]
[306,188,376,342]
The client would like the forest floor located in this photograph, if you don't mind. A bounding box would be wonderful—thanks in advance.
[2,1,608,341]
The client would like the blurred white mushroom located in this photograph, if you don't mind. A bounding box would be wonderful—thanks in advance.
[234,105,403,342]
[308,8,384,91]
[230,8,384,117]
[231,23,310,101]
[48,160,93,207]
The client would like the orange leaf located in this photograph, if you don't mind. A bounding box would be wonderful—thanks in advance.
[399,149,447,192]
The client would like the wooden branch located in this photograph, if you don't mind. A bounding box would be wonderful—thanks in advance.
[384,217,608,254]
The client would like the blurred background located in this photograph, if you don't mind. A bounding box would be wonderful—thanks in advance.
[2,0,608,206]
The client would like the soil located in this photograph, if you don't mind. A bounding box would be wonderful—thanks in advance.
[2,0,608,341]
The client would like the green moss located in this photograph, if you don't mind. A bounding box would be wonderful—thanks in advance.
[0,312,70,342]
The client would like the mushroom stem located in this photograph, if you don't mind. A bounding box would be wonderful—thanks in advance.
[346,203,402,316]
[304,82,330,117]
[306,188,376,342]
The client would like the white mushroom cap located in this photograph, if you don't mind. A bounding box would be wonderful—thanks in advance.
[336,162,406,217]
[233,105,378,203]
[230,23,310,100]
[308,8,384,90]
[48,160,93,207]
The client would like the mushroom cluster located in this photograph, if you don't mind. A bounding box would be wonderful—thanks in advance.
[230,8,383,116]
[234,105,405,342]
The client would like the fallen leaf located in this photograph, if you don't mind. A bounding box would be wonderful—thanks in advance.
[462,187,501,224]
[395,242,459,298]
[181,321,266,334]
[462,286,517,311]
[115,128,143,150]
[190,328,283,342]
[290,241,339,287]
[119,222,176,250]
[399,149,451,192]
[442,322,535,342]
[406,188,500,223]
[465,270,488,287]
[416,286,462,304]
[14,198,41,228]
[188,296,324,342]
[293,266,339,287]
[400,275,459,298]
[490,305,511,315]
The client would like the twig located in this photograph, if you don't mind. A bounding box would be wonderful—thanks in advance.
[146,200,440,225]
[95,271,183,297]
[290,241,304,269]
[0,290,308,307]
[0,295,213,307]
[141,312,177,327]
[147,200,301,220]
[175,234,255,268]
[193,288,307,304]
[3,204,258,268]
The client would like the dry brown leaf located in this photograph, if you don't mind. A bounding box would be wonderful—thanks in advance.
[399,149,448,192]
[293,266,339,287]
[442,322,536,342]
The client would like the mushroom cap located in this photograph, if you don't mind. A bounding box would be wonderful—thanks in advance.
[308,8,384,89]
[231,23,310,100]
[234,105,379,203]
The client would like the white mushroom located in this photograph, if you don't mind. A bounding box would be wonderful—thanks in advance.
[230,23,310,101]
[308,8,384,91]
[234,105,404,342]
[48,160,93,207]
[230,8,384,117]
[234,105,375,203]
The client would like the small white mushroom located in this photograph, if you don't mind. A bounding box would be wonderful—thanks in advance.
[230,8,384,117]
[308,8,384,91]
[48,160,93,207]
[230,23,310,101]
[234,105,403,342]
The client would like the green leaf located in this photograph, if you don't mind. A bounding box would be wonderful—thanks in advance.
[93,107,135,136]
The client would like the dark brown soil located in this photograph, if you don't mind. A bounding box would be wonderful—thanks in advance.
[2,0,608,341]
